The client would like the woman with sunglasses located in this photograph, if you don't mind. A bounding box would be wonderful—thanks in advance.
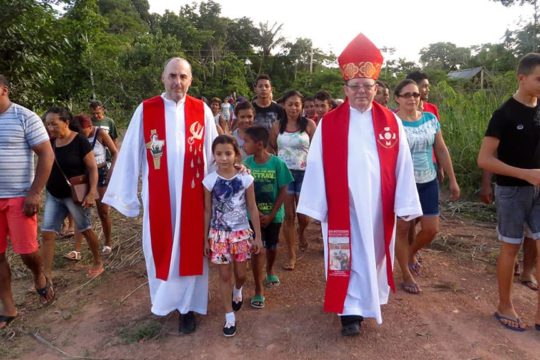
[394,79,460,294]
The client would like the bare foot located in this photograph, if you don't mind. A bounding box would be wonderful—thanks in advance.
[87,266,105,279]
[401,281,421,294]
[299,236,308,252]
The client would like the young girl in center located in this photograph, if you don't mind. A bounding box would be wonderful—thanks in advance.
[203,135,262,337]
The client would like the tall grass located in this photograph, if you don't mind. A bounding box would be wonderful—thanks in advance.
[432,74,515,197]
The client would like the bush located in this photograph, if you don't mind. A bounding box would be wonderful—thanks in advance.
[434,73,515,196]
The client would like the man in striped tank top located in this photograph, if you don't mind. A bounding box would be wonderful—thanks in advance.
[0,75,56,329]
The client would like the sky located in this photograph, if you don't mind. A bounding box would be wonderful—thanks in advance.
[148,0,533,63]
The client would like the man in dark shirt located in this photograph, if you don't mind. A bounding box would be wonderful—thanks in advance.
[478,52,540,332]
[252,74,285,132]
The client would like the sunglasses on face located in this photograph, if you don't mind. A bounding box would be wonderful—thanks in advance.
[398,92,421,99]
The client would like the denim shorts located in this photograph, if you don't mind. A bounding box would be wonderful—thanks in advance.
[287,169,305,195]
[41,192,92,233]
[495,185,540,244]
[416,178,439,216]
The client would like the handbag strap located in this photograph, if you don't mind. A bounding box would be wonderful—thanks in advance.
[52,140,71,185]
[91,127,100,148]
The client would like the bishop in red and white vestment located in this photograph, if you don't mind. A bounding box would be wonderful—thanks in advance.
[297,34,422,326]
[104,93,218,316]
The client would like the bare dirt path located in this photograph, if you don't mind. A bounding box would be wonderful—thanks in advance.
[1,207,539,359]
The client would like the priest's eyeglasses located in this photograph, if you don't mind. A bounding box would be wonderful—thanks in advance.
[398,92,421,99]
[346,83,376,91]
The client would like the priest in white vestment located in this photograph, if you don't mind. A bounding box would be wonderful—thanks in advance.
[103,58,218,334]
[297,34,422,336]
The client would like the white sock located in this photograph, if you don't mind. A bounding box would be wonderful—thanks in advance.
[225,312,235,324]
[233,286,242,301]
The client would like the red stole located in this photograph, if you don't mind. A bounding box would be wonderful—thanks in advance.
[321,99,399,313]
[143,95,205,280]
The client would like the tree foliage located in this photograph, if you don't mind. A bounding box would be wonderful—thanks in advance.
[492,0,539,52]
[420,42,471,70]
[0,0,533,125]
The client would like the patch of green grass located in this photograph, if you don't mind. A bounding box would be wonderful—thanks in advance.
[118,320,162,344]
[433,77,514,197]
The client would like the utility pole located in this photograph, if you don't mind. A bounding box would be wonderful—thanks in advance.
[309,48,314,73]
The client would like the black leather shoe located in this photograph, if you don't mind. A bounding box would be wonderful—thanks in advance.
[223,321,237,337]
[341,321,361,336]
[232,290,243,311]
[179,311,196,334]
[232,299,243,312]
[340,315,363,336]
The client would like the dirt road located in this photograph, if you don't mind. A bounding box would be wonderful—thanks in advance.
[1,210,538,359]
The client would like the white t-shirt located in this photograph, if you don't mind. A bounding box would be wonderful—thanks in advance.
[202,171,254,231]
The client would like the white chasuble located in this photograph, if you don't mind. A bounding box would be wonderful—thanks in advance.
[104,94,219,316]
[297,106,422,324]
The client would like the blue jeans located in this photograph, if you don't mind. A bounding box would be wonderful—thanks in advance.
[41,192,92,233]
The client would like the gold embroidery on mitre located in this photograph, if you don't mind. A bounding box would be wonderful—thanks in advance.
[358,62,377,78]
[341,61,382,80]
[342,63,359,80]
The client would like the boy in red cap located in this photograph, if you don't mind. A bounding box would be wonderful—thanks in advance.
[297,34,422,336]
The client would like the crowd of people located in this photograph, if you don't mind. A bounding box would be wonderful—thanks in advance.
[0,33,539,338]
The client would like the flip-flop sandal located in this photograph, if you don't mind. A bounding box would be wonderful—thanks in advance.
[264,274,280,288]
[401,282,421,294]
[60,230,75,238]
[520,280,538,291]
[282,263,295,271]
[494,312,526,332]
[408,262,421,276]
[63,251,81,261]
[250,295,265,309]
[87,267,104,279]
[36,277,55,305]
[0,314,17,329]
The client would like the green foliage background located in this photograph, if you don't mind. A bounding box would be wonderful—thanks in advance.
[1,0,538,196]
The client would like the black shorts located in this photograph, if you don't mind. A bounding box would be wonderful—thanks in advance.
[97,166,109,187]
[251,221,281,250]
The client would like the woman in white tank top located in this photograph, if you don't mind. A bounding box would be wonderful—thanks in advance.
[270,91,317,270]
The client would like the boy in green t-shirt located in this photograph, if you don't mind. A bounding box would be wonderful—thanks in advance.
[243,126,293,309]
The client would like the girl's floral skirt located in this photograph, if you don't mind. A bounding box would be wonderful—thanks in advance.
[208,228,253,264]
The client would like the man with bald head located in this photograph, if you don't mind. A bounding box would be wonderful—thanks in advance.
[104,58,219,334]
